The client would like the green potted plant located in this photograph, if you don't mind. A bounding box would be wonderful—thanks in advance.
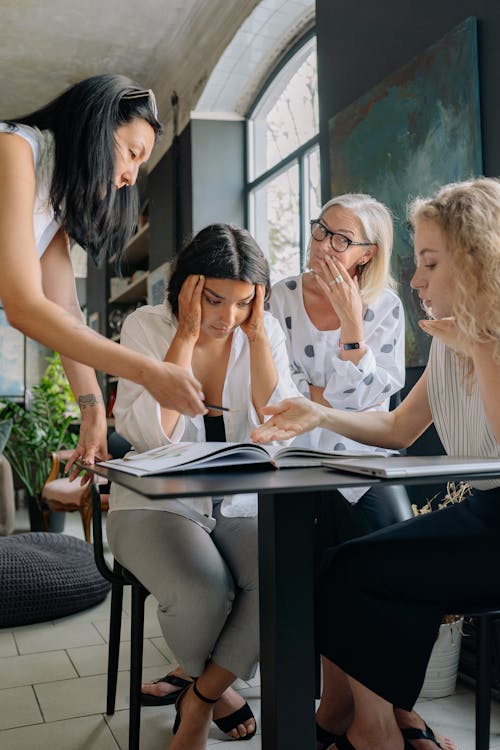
[0,351,79,531]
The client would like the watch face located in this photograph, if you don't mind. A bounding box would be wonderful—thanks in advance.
[343,342,360,350]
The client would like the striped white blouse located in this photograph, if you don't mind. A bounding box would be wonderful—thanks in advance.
[427,337,500,490]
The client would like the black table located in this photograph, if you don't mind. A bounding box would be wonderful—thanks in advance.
[89,463,500,749]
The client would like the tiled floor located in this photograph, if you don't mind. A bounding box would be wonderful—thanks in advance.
[1,510,500,750]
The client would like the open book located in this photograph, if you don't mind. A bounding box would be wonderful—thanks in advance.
[97,441,396,477]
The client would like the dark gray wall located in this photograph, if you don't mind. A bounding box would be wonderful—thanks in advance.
[316,0,500,201]
[191,118,245,234]
[315,0,500,497]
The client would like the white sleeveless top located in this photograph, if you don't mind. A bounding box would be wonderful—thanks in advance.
[0,122,59,257]
[427,337,500,490]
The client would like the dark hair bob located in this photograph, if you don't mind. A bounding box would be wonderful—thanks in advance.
[167,224,270,317]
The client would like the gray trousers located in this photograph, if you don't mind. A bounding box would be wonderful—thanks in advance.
[107,501,259,680]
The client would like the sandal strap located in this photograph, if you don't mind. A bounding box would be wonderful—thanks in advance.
[162,674,192,690]
[192,679,218,704]
[401,723,443,749]
[214,701,255,734]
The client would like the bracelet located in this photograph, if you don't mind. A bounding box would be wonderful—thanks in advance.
[340,341,365,351]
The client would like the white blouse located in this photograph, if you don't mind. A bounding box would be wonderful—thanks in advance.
[428,337,500,491]
[110,303,300,526]
[0,123,58,257]
[270,275,406,502]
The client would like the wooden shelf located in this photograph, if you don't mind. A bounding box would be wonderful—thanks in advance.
[108,274,148,304]
[123,223,150,265]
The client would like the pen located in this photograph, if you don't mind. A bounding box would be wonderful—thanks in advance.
[204,403,233,412]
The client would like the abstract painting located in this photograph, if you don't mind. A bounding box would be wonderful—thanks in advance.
[329,17,482,366]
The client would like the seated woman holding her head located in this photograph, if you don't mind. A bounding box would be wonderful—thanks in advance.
[270,193,406,543]
[108,224,299,748]
[252,177,500,750]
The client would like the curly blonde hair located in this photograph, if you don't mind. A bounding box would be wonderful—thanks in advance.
[408,177,500,363]
[308,193,396,304]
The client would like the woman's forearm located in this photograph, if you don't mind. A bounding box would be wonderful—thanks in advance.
[249,334,278,421]
[6,293,157,386]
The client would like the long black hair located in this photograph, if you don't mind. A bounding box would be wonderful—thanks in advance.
[7,74,162,265]
[167,224,271,317]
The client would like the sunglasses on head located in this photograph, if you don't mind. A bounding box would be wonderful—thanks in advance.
[122,89,158,119]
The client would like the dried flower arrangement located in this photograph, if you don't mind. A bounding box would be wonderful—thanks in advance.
[412,481,472,627]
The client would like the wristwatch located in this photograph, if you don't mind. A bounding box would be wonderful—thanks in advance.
[340,341,364,350]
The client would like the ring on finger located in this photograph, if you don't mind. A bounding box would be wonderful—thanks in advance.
[330,274,343,286]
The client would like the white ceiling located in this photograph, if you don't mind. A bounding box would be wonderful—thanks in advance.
[0,0,313,168]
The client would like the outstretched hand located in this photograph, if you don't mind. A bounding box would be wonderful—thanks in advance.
[419,317,470,355]
[241,284,265,342]
[250,397,325,443]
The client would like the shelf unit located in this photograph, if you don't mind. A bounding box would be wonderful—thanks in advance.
[108,274,148,305]
[122,222,149,265]
[106,218,151,416]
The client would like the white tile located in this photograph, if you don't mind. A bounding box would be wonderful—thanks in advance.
[105,705,176,750]
[14,620,105,654]
[415,688,500,749]
[0,714,119,750]
[34,671,130,722]
[67,638,169,677]
[0,630,17,657]
[0,685,42,730]
[0,650,77,689]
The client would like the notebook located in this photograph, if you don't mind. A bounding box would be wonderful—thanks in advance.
[321,455,500,479]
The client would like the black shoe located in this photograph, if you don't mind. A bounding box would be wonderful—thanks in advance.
[214,700,257,741]
[141,673,192,707]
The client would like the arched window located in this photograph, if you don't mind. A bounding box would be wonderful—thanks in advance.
[247,33,319,283]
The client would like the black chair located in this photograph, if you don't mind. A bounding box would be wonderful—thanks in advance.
[91,482,150,750]
[90,431,150,750]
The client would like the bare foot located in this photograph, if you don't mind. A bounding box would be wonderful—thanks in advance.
[394,708,458,750]
[213,686,256,739]
[169,684,213,750]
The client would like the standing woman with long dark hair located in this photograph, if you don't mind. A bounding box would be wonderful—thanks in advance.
[0,74,205,471]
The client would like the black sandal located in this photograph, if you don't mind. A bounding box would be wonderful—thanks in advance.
[141,673,192,707]
[173,680,257,741]
[214,700,257,741]
[335,732,415,750]
[401,722,444,749]
[173,679,217,735]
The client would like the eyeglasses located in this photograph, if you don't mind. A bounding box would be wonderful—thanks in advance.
[310,219,374,253]
[122,89,158,119]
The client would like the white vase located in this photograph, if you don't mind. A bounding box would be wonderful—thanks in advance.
[419,618,463,699]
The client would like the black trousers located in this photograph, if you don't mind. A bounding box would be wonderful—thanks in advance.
[318,486,500,710]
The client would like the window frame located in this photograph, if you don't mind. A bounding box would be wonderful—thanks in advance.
[245,28,319,274]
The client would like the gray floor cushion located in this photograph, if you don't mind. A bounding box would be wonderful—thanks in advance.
[0,532,111,627]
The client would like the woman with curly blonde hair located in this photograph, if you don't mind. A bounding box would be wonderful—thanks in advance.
[251,177,500,750]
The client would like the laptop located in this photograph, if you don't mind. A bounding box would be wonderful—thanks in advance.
[321,455,500,479]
